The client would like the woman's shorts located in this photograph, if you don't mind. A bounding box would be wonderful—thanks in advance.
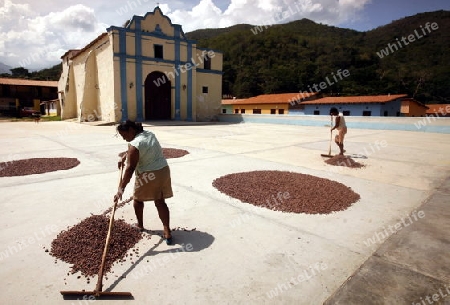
[335,127,347,144]
[133,166,173,201]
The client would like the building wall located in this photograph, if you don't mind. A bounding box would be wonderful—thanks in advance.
[304,99,404,116]
[135,9,175,39]
[68,56,88,121]
[81,50,100,121]
[59,7,222,123]
[401,101,427,117]
[426,104,450,117]
[229,103,289,114]
[0,85,55,109]
[305,103,382,116]
[0,82,57,116]
[221,104,233,114]
[113,57,122,121]
[125,57,138,121]
[196,70,222,120]
[65,34,113,122]
[380,99,402,116]
[96,39,116,122]
[110,8,222,122]
[59,61,76,120]
[288,109,305,115]
[0,97,16,112]
[58,54,71,119]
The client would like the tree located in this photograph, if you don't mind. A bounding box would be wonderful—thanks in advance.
[10,67,30,78]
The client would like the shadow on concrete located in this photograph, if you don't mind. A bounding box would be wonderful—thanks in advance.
[142,120,219,126]
[61,292,134,301]
[105,229,215,292]
[217,114,244,124]
[144,228,215,251]
[141,114,245,126]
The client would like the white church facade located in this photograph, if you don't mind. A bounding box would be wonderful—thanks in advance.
[58,6,223,122]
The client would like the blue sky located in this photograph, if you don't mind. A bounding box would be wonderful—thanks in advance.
[340,0,450,31]
[0,0,449,70]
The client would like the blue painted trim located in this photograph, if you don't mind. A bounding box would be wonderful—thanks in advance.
[108,25,196,42]
[218,114,450,134]
[187,42,193,121]
[119,29,128,121]
[112,52,220,67]
[112,53,173,64]
[107,7,226,122]
[135,19,143,121]
[174,27,181,120]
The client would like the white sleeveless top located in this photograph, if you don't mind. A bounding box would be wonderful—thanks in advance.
[129,130,168,174]
[337,114,346,130]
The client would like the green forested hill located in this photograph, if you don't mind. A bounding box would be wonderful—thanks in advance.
[2,11,448,104]
[187,10,450,104]
[0,64,62,81]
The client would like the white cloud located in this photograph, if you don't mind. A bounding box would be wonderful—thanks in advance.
[164,0,371,32]
[0,0,34,32]
[33,5,99,31]
[0,1,106,69]
[0,0,371,69]
[168,0,224,30]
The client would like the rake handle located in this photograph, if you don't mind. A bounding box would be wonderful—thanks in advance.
[328,116,333,155]
[94,165,124,295]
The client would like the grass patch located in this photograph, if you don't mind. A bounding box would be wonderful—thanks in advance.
[0,115,61,122]
[41,115,61,121]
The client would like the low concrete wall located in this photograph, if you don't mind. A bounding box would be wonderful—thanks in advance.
[218,114,450,134]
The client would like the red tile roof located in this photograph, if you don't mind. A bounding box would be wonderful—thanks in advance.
[301,94,408,105]
[222,92,318,105]
[0,77,58,87]
[426,104,450,114]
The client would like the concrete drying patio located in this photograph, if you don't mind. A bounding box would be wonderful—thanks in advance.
[0,120,449,305]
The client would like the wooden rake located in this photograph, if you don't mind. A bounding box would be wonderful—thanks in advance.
[60,165,132,299]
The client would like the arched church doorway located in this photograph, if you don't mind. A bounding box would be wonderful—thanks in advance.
[144,72,171,120]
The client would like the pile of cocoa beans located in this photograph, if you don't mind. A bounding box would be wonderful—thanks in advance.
[0,157,80,177]
[50,215,142,277]
[162,148,189,159]
[213,170,360,214]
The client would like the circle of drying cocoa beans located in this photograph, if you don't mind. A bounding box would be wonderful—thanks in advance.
[162,148,189,159]
[212,170,360,214]
[49,215,142,277]
[324,155,364,168]
[0,157,80,177]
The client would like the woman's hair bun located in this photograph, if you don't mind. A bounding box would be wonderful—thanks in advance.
[117,120,144,132]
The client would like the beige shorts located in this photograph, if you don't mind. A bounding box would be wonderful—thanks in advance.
[335,127,347,144]
[134,166,173,202]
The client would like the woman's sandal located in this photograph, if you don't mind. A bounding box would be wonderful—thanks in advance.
[165,236,173,245]
[164,232,173,245]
